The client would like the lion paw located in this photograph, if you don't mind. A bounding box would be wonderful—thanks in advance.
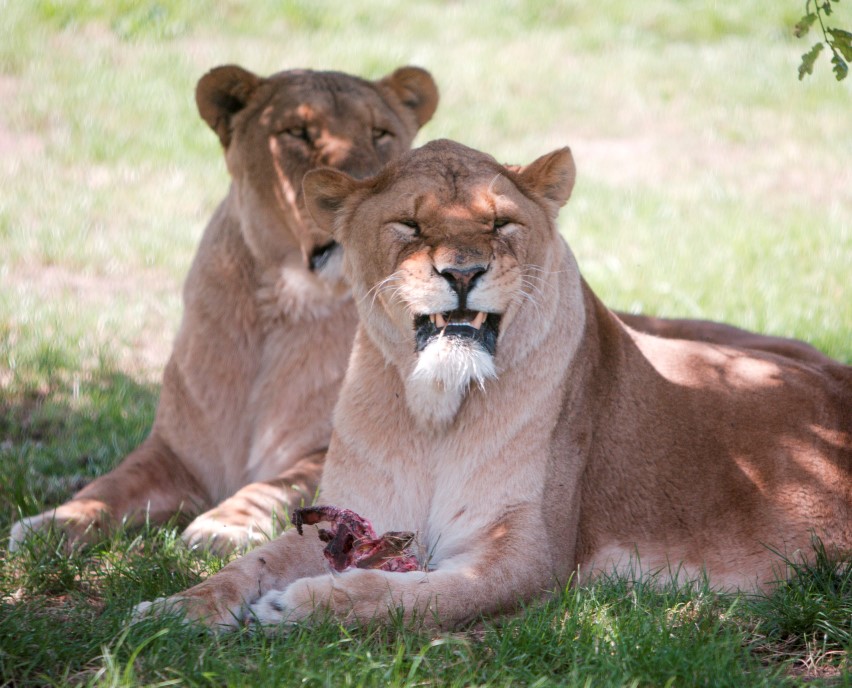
[181,513,271,556]
[9,512,52,552]
[247,589,297,627]
[9,507,99,552]
[132,594,244,629]
[247,576,333,627]
[132,596,175,622]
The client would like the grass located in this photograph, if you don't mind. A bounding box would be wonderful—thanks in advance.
[0,0,850,685]
[3,532,849,686]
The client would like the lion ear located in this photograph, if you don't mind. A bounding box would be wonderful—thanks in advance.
[378,66,439,129]
[303,168,362,240]
[196,65,262,148]
[514,147,576,209]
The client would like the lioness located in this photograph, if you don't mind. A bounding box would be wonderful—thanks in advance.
[135,139,851,628]
[9,64,439,554]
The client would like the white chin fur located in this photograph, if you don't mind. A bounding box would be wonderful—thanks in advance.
[405,335,497,427]
[257,252,348,324]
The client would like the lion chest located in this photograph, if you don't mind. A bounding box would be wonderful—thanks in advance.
[323,410,552,568]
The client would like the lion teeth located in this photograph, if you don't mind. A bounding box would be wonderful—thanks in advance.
[427,311,487,330]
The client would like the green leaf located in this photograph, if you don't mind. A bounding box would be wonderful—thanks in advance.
[831,53,849,80]
[828,28,852,61]
[798,42,824,80]
[794,13,818,37]
[822,2,833,16]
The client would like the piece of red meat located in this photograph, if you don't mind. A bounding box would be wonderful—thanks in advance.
[293,506,419,573]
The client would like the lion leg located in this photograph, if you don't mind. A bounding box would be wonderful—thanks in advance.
[9,433,208,551]
[617,312,830,365]
[249,511,552,630]
[249,548,549,630]
[134,526,326,628]
[181,451,324,555]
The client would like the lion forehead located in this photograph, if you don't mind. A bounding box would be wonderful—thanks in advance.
[364,177,528,230]
[249,80,393,133]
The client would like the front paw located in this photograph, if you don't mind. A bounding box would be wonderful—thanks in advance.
[133,593,244,629]
[132,596,182,622]
[10,512,57,552]
[247,577,325,627]
[9,503,104,552]
[181,512,273,556]
[247,589,295,626]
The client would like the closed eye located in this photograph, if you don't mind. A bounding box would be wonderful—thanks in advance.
[281,126,311,143]
[372,128,393,143]
[396,219,421,236]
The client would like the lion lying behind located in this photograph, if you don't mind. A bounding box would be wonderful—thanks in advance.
[135,139,851,629]
[9,64,439,554]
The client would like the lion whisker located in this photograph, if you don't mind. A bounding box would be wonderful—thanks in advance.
[382,285,409,307]
[363,272,405,308]
[521,264,568,277]
[515,285,544,318]
[518,278,546,300]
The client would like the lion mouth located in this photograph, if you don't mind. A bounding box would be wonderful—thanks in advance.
[414,309,501,354]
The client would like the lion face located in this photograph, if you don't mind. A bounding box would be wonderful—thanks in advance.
[195,65,438,277]
[305,139,577,425]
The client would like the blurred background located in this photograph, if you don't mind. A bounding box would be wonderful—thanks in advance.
[1,1,850,506]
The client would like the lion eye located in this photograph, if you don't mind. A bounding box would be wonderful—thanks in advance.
[398,219,421,236]
[372,128,393,142]
[282,126,311,143]
[493,218,512,230]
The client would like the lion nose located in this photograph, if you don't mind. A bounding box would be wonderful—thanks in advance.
[439,265,488,308]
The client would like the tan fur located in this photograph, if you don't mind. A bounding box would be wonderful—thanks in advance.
[9,64,439,555]
[134,139,850,629]
[616,312,832,365]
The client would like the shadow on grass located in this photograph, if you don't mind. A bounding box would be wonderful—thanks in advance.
[0,518,224,688]
[0,363,225,687]
[1,368,161,533]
